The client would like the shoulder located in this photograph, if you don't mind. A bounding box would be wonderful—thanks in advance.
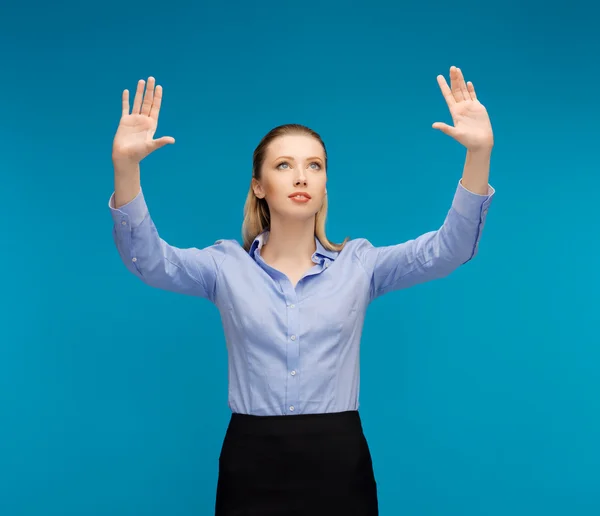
[203,238,247,264]
[340,237,375,255]
[337,237,377,265]
[211,238,242,249]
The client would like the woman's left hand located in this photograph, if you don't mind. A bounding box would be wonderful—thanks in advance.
[433,66,494,152]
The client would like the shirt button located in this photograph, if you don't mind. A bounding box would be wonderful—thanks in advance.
[324,262,329,268]
[131,257,137,262]
[289,406,295,412]
[290,370,296,376]
[290,335,296,341]
[289,304,295,309]
[121,221,127,226]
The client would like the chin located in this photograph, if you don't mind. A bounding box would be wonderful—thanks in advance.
[284,210,318,221]
[270,197,322,220]
[274,205,319,221]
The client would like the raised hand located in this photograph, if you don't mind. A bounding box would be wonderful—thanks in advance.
[432,66,494,152]
[112,77,175,164]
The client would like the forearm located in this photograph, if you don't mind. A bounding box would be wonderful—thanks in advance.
[361,177,494,297]
[113,159,141,209]
[109,187,214,299]
[460,147,492,195]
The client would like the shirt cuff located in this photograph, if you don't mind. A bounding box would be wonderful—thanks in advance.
[108,188,148,228]
[452,180,494,221]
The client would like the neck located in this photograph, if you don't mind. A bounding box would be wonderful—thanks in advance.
[261,216,316,264]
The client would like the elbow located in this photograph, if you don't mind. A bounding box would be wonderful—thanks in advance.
[118,253,148,282]
[112,227,167,286]
[113,239,151,284]
[460,243,480,265]
[435,234,480,274]
[436,210,485,269]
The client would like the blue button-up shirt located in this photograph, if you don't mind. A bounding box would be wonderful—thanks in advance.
[109,181,494,416]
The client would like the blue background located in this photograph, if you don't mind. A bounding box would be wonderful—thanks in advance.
[2,0,599,514]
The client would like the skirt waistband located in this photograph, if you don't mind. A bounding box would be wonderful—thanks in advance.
[227,410,363,436]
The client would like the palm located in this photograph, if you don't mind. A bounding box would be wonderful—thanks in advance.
[112,77,174,162]
[113,115,157,159]
[433,66,494,151]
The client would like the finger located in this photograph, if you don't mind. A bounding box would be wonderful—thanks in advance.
[456,68,470,100]
[437,75,455,107]
[432,122,456,137]
[132,79,145,114]
[467,81,477,101]
[150,136,175,152]
[121,89,130,117]
[450,66,465,102]
[149,84,164,121]
[141,77,155,116]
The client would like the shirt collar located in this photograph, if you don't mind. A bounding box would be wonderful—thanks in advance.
[249,230,339,262]
[248,231,267,257]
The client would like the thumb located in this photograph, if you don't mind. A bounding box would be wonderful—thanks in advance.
[150,136,175,152]
[432,122,456,137]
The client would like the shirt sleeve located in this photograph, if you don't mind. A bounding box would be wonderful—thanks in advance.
[354,180,495,301]
[108,188,223,301]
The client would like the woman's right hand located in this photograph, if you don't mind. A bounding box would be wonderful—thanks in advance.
[112,77,175,165]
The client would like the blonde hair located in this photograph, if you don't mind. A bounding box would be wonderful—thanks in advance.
[242,123,348,252]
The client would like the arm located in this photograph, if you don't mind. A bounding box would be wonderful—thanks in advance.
[113,160,142,209]
[109,77,222,301]
[109,184,222,300]
[356,177,493,300]
[357,66,495,300]
[460,148,491,196]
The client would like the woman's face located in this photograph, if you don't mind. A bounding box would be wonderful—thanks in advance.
[252,134,327,221]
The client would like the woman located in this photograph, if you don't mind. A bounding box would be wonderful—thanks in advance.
[109,66,495,515]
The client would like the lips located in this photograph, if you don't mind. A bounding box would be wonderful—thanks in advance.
[288,192,311,200]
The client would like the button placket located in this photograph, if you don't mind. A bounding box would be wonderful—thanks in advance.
[282,281,300,415]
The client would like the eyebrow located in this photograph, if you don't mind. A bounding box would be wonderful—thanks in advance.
[273,156,325,162]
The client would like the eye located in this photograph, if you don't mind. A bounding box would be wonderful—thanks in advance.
[276,162,290,170]
[309,162,322,170]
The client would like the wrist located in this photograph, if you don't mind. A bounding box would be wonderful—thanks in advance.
[461,148,492,195]
[113,157,140,176]
[466,144,493,156]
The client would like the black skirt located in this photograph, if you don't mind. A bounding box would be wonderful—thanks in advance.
[215,410,378,515]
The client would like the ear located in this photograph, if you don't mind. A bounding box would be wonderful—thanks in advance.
[252,177,265,199]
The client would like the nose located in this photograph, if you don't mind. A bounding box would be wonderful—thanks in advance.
[294,170,307,187]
